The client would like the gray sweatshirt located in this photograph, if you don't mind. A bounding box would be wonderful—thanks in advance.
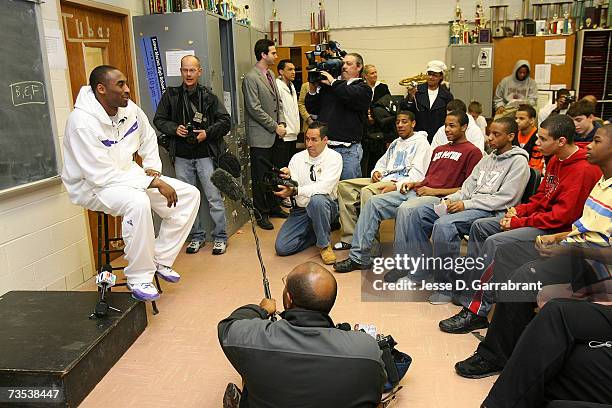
[446,146,530,211]
[494,60,538,109]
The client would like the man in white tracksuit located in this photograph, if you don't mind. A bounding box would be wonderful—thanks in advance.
[61,65,200,301]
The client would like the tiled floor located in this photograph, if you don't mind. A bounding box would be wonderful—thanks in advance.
[77,218,495,407]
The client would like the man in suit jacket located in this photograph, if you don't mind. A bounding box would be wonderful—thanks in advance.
[242,38,287,230]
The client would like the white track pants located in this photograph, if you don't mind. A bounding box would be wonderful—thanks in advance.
[90,176,200,284]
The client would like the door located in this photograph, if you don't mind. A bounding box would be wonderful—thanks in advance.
[61,1,137,271]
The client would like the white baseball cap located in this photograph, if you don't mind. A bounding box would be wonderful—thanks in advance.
[426,60,447,73]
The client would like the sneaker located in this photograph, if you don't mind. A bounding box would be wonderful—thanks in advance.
[439,307,489,334]
[222,383,242,408]
[455,352,502,379]
[333,258,370,273]
[269,209,289,219]
[126,282,160,301]
[428,292,453,305]
[155,264,181,283]
[186,240,203,254]
[383,269,409,283]
[320,244,337,265]
[333,241,352,250]
[257,216,274,230]
[212,241,227,255]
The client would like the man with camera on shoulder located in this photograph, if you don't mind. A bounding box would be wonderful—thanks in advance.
[218,261,386,408]
[305,53,372,180]
[273,122,343,265]
[153,55,231,255]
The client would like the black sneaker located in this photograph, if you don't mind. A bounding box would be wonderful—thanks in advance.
[455,352,502,379]
[439,307,488,334]
[222,382,242,408]
[383,269,409,283]
[257,216,274,230]
[269,209,289,219]
[333,258,369,273]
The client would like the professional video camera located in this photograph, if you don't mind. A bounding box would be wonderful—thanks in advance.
[335,323,412,395]
[305,41,347,83]
[259,157,298,193]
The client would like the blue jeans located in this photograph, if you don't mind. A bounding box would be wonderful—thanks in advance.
[174,157,227,243]
[349,191,439,265]
[331,144,363,180]
[396,205,499,284]
[275,194,338,256]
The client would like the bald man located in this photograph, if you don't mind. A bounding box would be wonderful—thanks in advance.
[154,55,231,255]
[218,262,386,408]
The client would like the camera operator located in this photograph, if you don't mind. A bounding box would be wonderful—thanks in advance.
[218,261,386,408]
[153,55,231,255]
[305,53,372,180]
[273,122,342,265]
[538,88,572,126]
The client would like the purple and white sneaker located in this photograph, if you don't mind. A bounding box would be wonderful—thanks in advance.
[155,264,181,283]
[126,282,160,301]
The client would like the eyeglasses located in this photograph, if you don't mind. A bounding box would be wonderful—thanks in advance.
[427,71,442,77]
[180,68,199,74]
[310,164,317,182]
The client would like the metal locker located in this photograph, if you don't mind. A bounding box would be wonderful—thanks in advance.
[447,45,473,84]
[446,43,494,118]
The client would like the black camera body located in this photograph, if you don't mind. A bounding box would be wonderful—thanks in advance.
[305,41,347,83]
[185,122,199,145]
[565,94,576,104]
[261,170,298,193]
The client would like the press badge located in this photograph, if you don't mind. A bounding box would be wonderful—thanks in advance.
[193,112,203,124]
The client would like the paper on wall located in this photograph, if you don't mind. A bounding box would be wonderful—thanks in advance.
[45,28,68,70]
[544,55,565,65]
[165,50,195,77]
[545,39,566,55]
[550,84,567,90]
[535,64,551,89]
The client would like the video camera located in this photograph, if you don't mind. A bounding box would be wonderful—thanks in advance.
[305,41,347,83]
[259,157,298,193]
[335,323,412,393]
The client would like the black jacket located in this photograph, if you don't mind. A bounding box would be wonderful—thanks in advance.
[153,84,231,160]
[401,83,453,143]
[218,305,386,408]
[305,78,372,144]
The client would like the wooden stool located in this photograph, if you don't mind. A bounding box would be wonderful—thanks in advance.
[96,212,162,315]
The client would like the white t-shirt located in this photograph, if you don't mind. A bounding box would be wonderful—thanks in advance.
[428,88,439,108]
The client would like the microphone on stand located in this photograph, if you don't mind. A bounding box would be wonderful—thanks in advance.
[211,168,274,306]
[92,266,118,318]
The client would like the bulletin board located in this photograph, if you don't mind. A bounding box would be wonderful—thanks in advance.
[493,33,576,93]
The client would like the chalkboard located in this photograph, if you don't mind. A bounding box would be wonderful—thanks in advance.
[0,0,59,193]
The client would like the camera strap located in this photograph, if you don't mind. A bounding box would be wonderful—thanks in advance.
[181,86,203,125]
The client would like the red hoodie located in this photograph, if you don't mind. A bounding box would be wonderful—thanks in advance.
[511,147,601,230]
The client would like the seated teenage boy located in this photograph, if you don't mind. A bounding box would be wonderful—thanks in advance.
[515,104,545,172]
[430,99,485,152]
[334,111,432,251]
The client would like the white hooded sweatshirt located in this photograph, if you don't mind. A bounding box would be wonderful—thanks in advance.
[372,130,432,189]
[61,86,162,208]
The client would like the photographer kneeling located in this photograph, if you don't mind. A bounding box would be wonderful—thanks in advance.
[305,53,372,180]
[273,121,343,265]
[218,261,386,408]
